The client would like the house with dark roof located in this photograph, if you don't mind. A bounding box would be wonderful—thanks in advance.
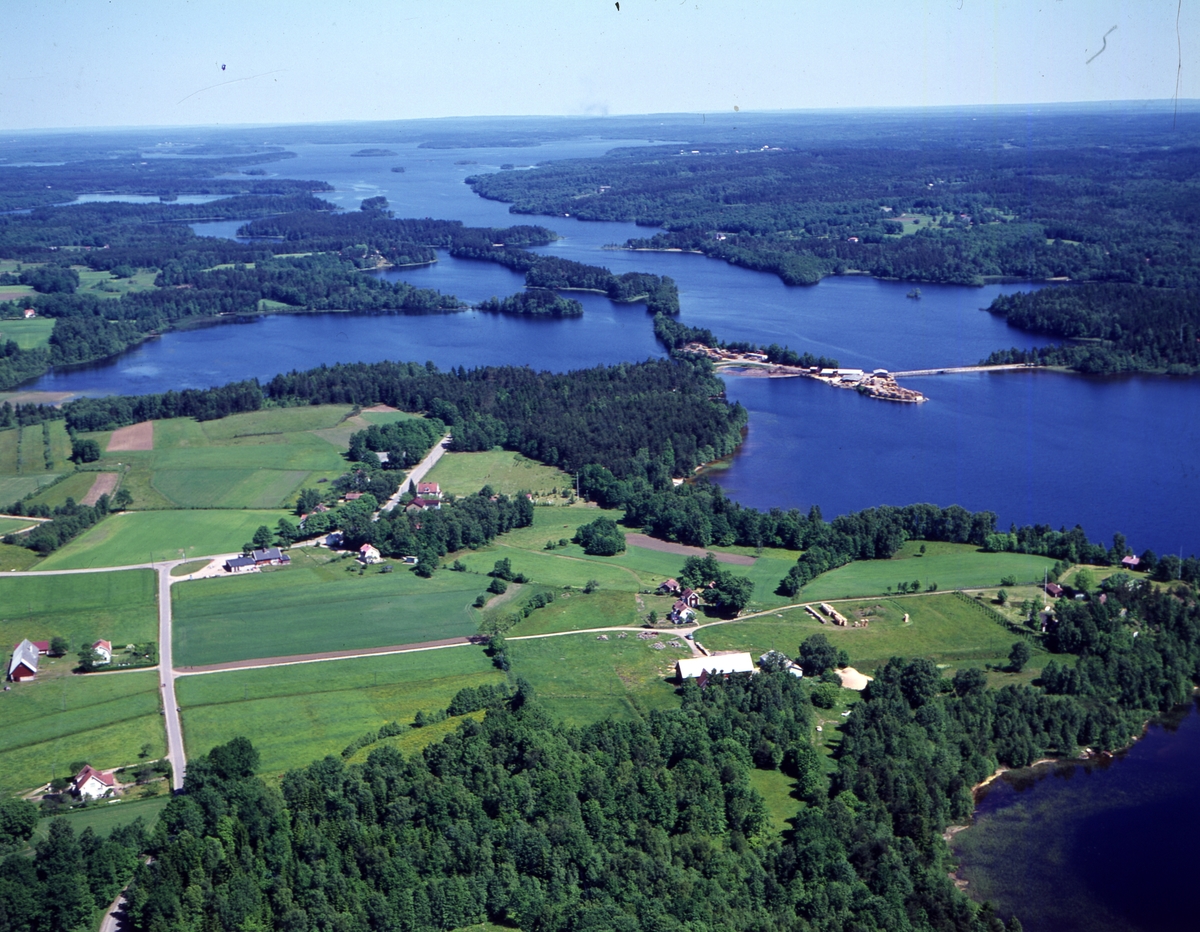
[224,555,257,574]
[410,497,442,511]
[8,639,40,681]
[679,588,702,608]
[670,600,696,624]
[251,547,290,567]
[72,765,115,800]
[1045,582,1064,598]
[657,578,681,596]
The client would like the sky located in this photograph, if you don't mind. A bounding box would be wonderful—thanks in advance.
[1,0,1193,130]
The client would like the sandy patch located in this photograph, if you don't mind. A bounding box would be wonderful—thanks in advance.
[360,404,399,413]
[107,421,153,451]
[81,473,120,506]
[0,391,75,406]
[837,667,874,691]
[626,532,756,566]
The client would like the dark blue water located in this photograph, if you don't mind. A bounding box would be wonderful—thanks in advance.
[23,135,1199,554]
[952,704,1200,932]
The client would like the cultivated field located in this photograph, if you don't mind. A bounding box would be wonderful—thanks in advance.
[0,568,157,650]
[698,591,1031,675]
[0,317,54,349]
[796,541,1058,601]
[35,509,289,569]
[505,631,685,725]
[424,449,571,497]
[25,471,100,510]
[0,422,72,493]
[29,795,170,846]
[0,670,164,797]
[176,647,502,776]
[0,515,35,534]
[0,543,40,572]
[172,550,486,666]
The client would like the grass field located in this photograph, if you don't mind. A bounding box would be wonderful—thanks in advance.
[75,268,158,299]
[0,475,62,505]
[0,422,71,488]
[0,543,40,571]
[424,449,571,497]
[172,550,486,666]
[505,631,684,726]
[35,509,290,570]
[0,569,157,653]
[0,670,164,796]
[0,515,35,534]
[748,768,804,836]
[796,541,1058,601]
[0,317,54,349]
[176,647,502,776]
[85,406,359,512]
[29,795,170,846]
[699,592,1032,675]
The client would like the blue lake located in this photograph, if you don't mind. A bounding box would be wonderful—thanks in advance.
[24,135,1199,555]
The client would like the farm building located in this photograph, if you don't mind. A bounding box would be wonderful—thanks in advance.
[72,765,115,800]
[676,652,756,680]
[91,640,112,665]
[358,544,381,564]
[224,555,257,574]
[7,639,40,681]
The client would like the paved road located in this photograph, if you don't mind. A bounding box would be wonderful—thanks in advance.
[380,434,451,513]
[156,565,185,791]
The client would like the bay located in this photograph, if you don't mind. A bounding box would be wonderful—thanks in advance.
[951,703,1200,932]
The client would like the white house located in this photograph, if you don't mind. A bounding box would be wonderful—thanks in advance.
[91,640,112,665]
[676,652,756,680]
[72,765,115,800]
[358,544,381,564]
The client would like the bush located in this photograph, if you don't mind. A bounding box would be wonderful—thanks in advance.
[573,516,626,556]
[811,682,840,709]
[487,577,508,595]
[70,438,101,463]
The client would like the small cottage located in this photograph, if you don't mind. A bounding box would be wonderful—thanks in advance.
[92,640,112,665]
[359,544,381,564]
[72,765,115,800]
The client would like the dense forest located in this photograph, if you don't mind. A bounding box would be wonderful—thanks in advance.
[981,283,1200,374]
[477,288,583,317]
[468,137,1200,288]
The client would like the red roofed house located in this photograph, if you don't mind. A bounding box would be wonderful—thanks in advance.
[416,482,442,499]
[72,765,115,800]
[679,588,702,609]
[670,600,696,624]
[344,491,364,501]
[8,639,40,682]
[1121,555,1141,570]
[358,544,381,564]
[1045,582,1064,598]
[92,640,112,665]
[410,497,442,511]
[23,308,36,319]
[657,578,681,596]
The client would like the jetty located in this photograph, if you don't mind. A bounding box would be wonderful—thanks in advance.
[685,344,1042,405]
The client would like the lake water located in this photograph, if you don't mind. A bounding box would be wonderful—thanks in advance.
[951,703,1200,932]
[23,134,1199,554]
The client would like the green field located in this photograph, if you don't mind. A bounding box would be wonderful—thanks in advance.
[0,568,157,653]
[89,406,360,512]
[0,422,71,488]
[172,550,486,666]
[0,515,35,534]
[424,449,571,497]
[176,647,502,776]
[0,670,164,796]
[35,509,290,570]
[505,631,684,725]
[29,795,171,846]
[748,768,804,836]
[699,592,1030,675]
[0,474,64,506]
[0,317,54,349]
[75,267,158,300]
[0,543,40,571]
[25,470,99,510]
[796,541,1058,601]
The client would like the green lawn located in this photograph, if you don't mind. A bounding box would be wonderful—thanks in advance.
[796,542,1057,601]
[172,550,485,666]
[29,795,171,846]
[748,768,804,836]
[0,671,164,797]
[505,631,684,726]
[504,588,642,636]
[700,592,1028,674]
[176,647,502,776]
[35,509,290,569]
[0,569,157,653]
[0,543,40,571]
[0,317,54,349]
[424,449,571,497]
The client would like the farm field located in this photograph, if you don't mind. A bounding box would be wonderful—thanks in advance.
[176,647,502,776]
[0,515,35,534]
[0,317,54,349]
[796,542,1058,601]
[424,449,571,497]
[0,568,157,652]
[504,631,684,726]
[35,509,289,569]
[87,406,361,511]
[0,422,71,485]
[29,795,170,846]
[25,470,99,510]
[698,592,1033,676]
[0,543,40,571]
[75,267,158,299]
[0,475,61,505]
[172,550,486,666]
[0,670,164,796]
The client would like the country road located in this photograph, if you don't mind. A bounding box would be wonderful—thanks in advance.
[156,564,185,791]
[380,434,451,513]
